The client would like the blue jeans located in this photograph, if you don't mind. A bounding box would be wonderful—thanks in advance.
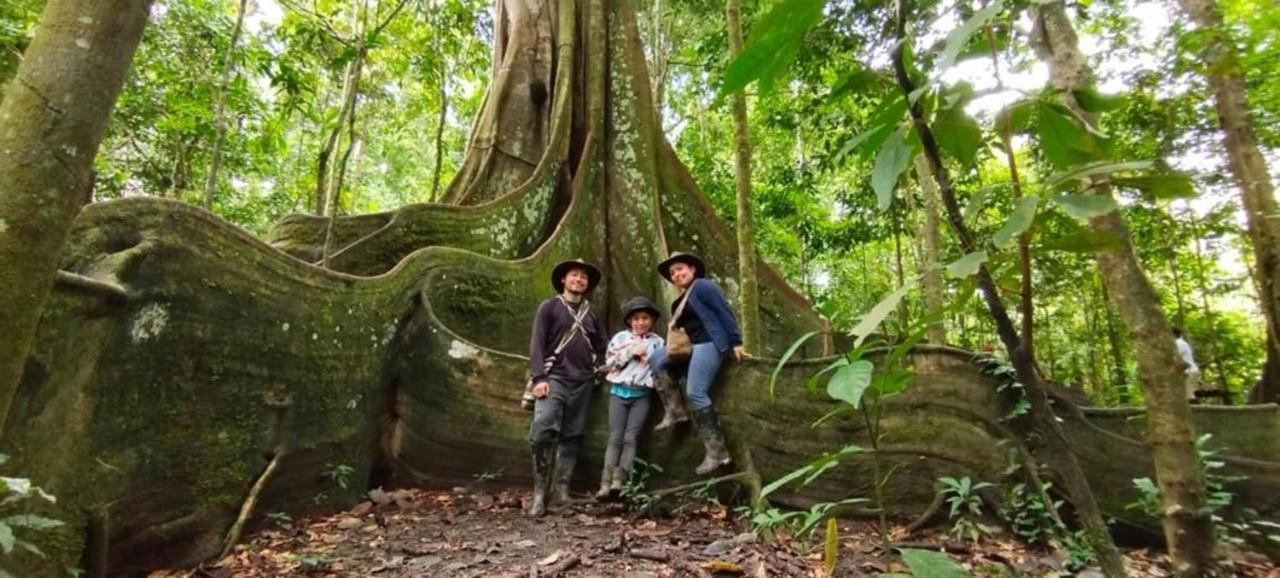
[651,342,725,410]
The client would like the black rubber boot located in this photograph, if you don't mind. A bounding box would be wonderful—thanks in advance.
[653,371,690,431]
[527,442,556,517]
[551,453,576,506]
[694,407,732,475]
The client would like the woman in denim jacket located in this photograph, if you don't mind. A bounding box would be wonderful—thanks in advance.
[650,252,747,475]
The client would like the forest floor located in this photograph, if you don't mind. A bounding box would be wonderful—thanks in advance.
[153,485,1279,577]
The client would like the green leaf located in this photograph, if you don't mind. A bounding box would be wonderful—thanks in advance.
[828,360,875,408]
[718,0,826,97]
[1036,102,1101,169]
[1053,193,1120,220]
[992,196,1039,248]
[899,548,971,577]
[835,97,908,162]
[769,331,821,398]
[872,128,916,211]
[1043,160,1152,191]
[938,0,1004,72]
[1073,87,1126,112]
[1039,228,1123,252]
[995,99,1035,134]
[808,357,850,393]
[829,68,885,100]
[933,105,982,167]
[946,251,988,279]
[1112,174,1197,199]
[851,283,913,347]
[760,445,864,499]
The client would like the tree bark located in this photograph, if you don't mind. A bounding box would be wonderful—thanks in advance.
[202,0,249,210]
[0,0,151,434]
[1174,0,1280,404]
[1031,2,1217,573]
[914,156,946,344]
[431,60,448,201]
[726,0,760,352]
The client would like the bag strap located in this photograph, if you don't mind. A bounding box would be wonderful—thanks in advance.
[670,289,692,328]
[551,297,591,356]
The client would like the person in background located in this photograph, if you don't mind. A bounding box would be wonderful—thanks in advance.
[1174,327,1201,403]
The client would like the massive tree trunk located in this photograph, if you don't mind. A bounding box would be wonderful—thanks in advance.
[726,0,761,352]
[202,0,250,211]
[7,0,1280,575]
[0,0,151,434]
[1174,0,1280,404]
[1031,2,1217,573]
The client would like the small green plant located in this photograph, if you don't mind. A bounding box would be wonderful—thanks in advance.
[620,458,663,511]
[973,355,1029,422]
[1127,434,1280,547]
[322,463,355,490]
[266,511,293,528]
[0,454,65,571]
[999,481,1061,547]
[939,476,999,543]
[472,469,504,484]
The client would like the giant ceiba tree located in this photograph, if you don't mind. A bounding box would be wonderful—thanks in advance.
[7,0,1280,574]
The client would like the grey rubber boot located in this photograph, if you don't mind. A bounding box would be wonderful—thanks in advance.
[609,467,626,495]
[694,407,732,475]
[653,371,690,431]
[595,467,613,500]
[527,443,557,517]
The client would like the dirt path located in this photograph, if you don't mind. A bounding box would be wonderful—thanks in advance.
[152,485,1278,577]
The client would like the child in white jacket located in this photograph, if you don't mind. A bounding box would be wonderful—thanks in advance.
[596,297,665,499]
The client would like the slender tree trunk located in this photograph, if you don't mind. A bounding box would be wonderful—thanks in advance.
[1169,247,1187,327]
[1100,278,1129,391]
[0,0,152,433]
[431,61,448,201]
[725,0,760,352]
[892,201,908,336]
[1175,0,1280,404]
[202,0,249,211]
[890,0,1128,573]
[1031,3,1216,573]
[914,156,946,344]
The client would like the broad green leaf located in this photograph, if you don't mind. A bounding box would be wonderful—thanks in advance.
[828,360,875,408]
[1036,102,1101,169]
[769,331,821,398]
[872,128,915,211]
[719,0,826,97]
[1043,160,1152,191]
[0,477,30,496]
[0,524,12,554]
[946,251,988,279]
[1113,174,1197,199]
[992,196,1039,248]
[760,445,863,499]
[835,97,908,162]
[808,357,850,393]
[851,283,914,347]
[1073,87,1126,112]
[938,0,1004,72]
[829,68,885,100]
[933,105,982,167]
[995,99,1035,134]
[900,548,971,577]
[1039,229,1123,252]
[1053,193,1120,220]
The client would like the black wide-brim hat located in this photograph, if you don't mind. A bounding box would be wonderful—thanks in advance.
[622,296,661,322]
[657,252,707,283]
[551,258,602,293]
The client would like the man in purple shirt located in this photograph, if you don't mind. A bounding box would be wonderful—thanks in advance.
[526,259,607,516]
